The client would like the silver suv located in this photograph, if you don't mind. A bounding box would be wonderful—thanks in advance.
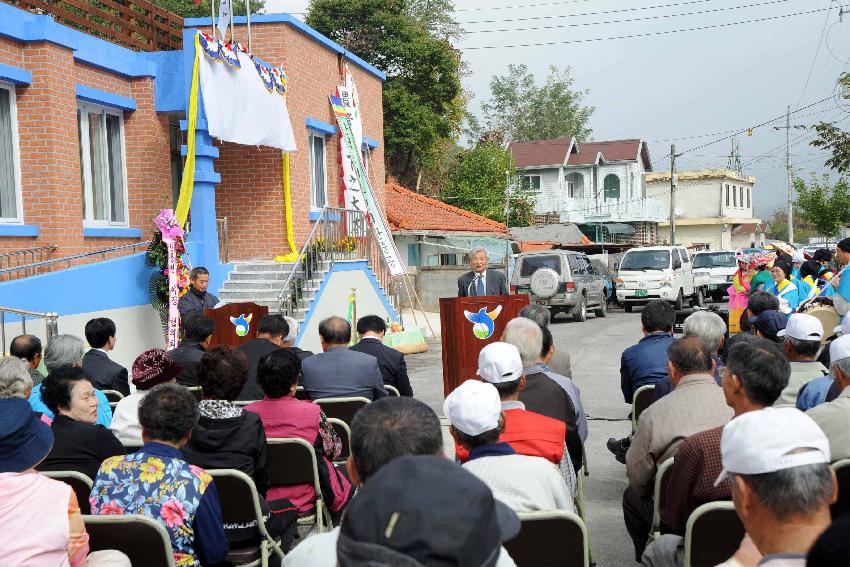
[510,250,608,322]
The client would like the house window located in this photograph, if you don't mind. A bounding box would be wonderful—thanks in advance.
[309,133,327,209]
[629,172,635,198]
[78,103,127,225]
[739,186,744,207]
[0,84,22,222]
[725,184,730,207]
[566,172,584,198]
[732,185,737,207]
[603,174,620,200]
[523,174,541,194]
[746,187,751,209]
[361,147,369,176]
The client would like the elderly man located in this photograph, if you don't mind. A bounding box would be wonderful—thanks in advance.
[503,317,582,472]
[177,266,220,315]
[807,334,850,461]
[351,315,413,397]
[641,337,790,567]
[774,313,828,407]
[236,314,289,401]
[27,335,113,426]
[715,408,836,566]
[457,246,508,297]
[301,317,387,400]
[518,304,571,378]
[9,334,44,386]
[282,315,313,360]
[623,336,733,561]
[168,312,215,387]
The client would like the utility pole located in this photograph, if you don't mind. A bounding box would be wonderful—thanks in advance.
[669,144,679,246]
[774,106,807,244]
[504,170,511,272]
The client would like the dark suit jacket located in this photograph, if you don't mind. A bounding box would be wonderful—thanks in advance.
[519,371,583,472]
[237,338,282,401]
[350,337,413,396]
[82,350,129,396]
[457,269,509,297]
[301,346,388,400]
[167,341,206,387]
[286,346,314,361]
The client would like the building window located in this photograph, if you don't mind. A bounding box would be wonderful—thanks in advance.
[78,103,127,225]
[361,147,369,176]
[739,186,744,208]
[629,172,635,198]
[725,184,730,207]
[309,133,327,209]
[746,187,751,209]
[732,185,737,207]
[0,83,22,222]
[603,174,620,200]
[523,174,541,194]
[566,172,584,198]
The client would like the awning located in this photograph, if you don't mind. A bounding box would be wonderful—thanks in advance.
[602,223,636,235]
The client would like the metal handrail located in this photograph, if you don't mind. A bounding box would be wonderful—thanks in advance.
[278,208,330,305]
[0,245,58,281]
[0,306,59,354]
[0,240,151,277]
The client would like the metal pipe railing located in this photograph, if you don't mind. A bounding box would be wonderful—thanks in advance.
[0,241,151,278]
[0,307,59,354]
[0,245,58,281]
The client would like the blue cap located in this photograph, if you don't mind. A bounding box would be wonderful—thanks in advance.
[0,397,53,473]
[748,310,787,341]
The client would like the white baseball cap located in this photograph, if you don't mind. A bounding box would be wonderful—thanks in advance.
[833,315,850,337]
[476,342,523,384]
[443,380,502,437]
[777,313,824,341]
[715,407,830,486]
[830,333,850,364]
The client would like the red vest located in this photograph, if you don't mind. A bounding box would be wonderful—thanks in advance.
[455,408,566,463]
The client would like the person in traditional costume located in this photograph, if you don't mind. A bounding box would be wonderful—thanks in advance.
[771,261,800,316]
[727,254,754,333]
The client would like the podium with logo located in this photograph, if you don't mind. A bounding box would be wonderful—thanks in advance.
[439,294,530,396]
[202,302,268,347]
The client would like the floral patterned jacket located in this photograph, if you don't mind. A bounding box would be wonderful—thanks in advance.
[90,442,229,566]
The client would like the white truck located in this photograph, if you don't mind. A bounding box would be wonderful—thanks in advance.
[615,246,711,312]
[691,250,739,302]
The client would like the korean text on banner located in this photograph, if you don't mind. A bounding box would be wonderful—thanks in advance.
[330,96,406,276]
[336,71,363,211]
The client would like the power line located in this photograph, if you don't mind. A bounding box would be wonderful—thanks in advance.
[795,1,837,108]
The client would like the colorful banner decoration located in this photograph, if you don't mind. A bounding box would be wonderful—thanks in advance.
[330,95,406,276]
[275,152,299,262]
[336,66,363,211]
[174,34,202,228]
[154,209,184,350]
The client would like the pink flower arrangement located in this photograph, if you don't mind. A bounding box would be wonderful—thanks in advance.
[161,499,187,528]
[154,209,184,242]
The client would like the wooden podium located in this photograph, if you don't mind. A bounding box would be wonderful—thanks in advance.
[439,294,530,397]
[203,302,269,347]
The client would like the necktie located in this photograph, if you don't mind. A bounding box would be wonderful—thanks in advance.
[475,274,484,297]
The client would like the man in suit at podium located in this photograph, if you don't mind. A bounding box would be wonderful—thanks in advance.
[457,247,509,297]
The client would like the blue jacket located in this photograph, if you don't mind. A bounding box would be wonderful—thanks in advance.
[620,332,675,403]
[29,382,113,427]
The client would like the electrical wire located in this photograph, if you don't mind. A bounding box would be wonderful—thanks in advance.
[795,1,837,108]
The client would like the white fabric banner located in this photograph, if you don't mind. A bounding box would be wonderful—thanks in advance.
[198,42,296,152]
[337,68,364,211]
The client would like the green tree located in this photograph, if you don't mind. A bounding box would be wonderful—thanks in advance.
[153,0,264,20]
[476,64,594,143]
[794,174,850,239]
[306,0,463,187]
[766,209,814,243]
[440,143,534,226]
[810,73,850,174]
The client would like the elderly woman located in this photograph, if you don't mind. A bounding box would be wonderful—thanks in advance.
[0,357,51,425]
[246,349,352,519]
[771,261,800,315]
[37,365,125,481]
[109,349,183,447]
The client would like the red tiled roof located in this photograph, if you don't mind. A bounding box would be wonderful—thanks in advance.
[509,138,574,168]
[567,139,646,166]
[385,182,508,234]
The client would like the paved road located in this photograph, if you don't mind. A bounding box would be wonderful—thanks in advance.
[406,307,646,566]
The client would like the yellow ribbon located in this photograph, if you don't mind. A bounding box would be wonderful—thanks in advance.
[275,151,299,262]
[175,33,201,229]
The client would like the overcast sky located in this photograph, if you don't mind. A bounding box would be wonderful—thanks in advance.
[267,0,850,218]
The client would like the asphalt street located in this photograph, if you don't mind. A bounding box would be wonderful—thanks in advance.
[406,306,647,566]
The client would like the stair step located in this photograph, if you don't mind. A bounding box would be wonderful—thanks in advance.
[232,262,296,272]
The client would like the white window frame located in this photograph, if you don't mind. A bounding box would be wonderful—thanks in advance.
[0,82,24,223]
[77,102,129,227]
[523,174,542,194]
[308,132,327,211]
[361,146,370,177]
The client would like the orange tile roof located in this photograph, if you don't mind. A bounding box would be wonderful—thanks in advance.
[385,182,508,234]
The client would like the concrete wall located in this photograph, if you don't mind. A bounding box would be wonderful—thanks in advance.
[406,264,508,311]
[647,176,754,220]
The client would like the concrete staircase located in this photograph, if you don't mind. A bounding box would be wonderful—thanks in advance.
[218,261,329,320]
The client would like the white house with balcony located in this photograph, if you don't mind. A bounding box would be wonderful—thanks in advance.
[510,138,665,243]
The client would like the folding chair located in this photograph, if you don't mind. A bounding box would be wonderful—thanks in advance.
[266,438,334,533]
[42,470,93,515]
[385,385,401,397]
[574,445,595,566]
[327,417,351,464]
[631,385,656,434]
[683,501,744,567]
[648,457,675,543]
[314,397,370,427]
[101,390,124,404]
[83,514,176,567]
[186,386,203,402]
[831,458,850,518]
[295,387,310,401]
[233,400,254,407]
[504,510,589,567]
[207,469,286,566]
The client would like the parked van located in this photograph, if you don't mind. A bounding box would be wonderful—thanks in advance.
[510,250,608,322]
[615,246,709,312]
[692,250,739,301]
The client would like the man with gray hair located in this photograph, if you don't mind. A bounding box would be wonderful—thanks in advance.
[282,315,313,360]
[457,246,508,297]
[0,357,34,400]
[503,317,582,471]
[27,334,113,426]
[807,334,850,461]
[519,303,572,379]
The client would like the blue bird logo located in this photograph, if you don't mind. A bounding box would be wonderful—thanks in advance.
[464,305,503,340]
[229,313,253,337]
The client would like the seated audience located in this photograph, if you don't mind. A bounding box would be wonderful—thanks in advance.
[774,313,828,407]
[109,349,183,446]
[29,335,113,426]
[10,334,44,385]
[283,397,517,567]
[807,334,850,461]
[445,379,573,513]
[82,317,129,396]
[0,356,49,425]
[37,366,125,481]
[177,266,219,315]
[0,397,129,567]
[739,291,780,333]
[798,318,848,411]
[90,384,229,566]
[168,312,215,387]
[503,317,582,472]
[350,315,414,396]
[245,349,352,518]
[624,336,733,561]
[236,314,289,400]
[301,316,387,400]
[282,316,313,360]
[641,337,790,567]
[651,310,727,402]
[519,303,571,378]
[748,309,786,344]
[715,408,836,566]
